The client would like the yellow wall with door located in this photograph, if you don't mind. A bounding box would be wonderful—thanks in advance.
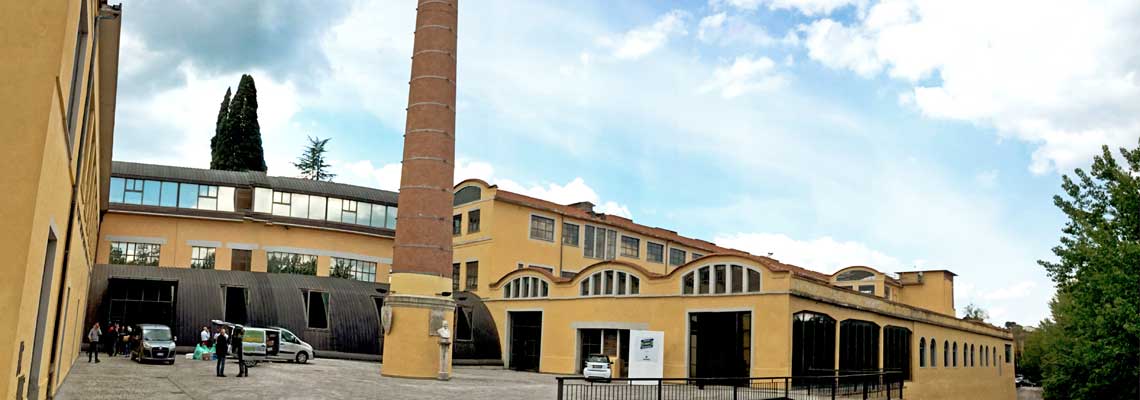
[0,0,116,398]
[97,212,394,282]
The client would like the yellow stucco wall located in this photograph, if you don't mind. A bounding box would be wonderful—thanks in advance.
[482,255,1014,400]
[897,271,957,316]
[96,212,395,282]
[452,180,715,298]
[0,0,114,398]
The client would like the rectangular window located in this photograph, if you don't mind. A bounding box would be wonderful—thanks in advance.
[197,185,219,210]
[386,206,397,229]
[563,223,579,246]
[302,195,324,220]
[465,261,479,291]
[159,182,178,207]
[647,242,664,263]
[108,242,160,266]
[109,177,125,203]
[271,191,292,216]
[178,183,199,208]
[190,246,215,269]
[731,265,744,293]
[698,267,710,294]
[468,210,480,233]
[620,236,640,258]
[123,179,144,204]
[669,248,687,266]
[452,263,461,293]
[326,198,343,222]
[253,187,272,213]
[1005,344,1012,363]
[583,226,596,257]
[714,264,727,294]
[356,201,372,225]
[142,180,161,205]
[452,214,462,236]
[529,215,555,241]
[331,258,377,282]
[747,269,761,292]
[691,253,704,261]
[857,285,875,295]
[302,290,330,329]
[370,204,387,228]
[231,249,252,272]
[340,200,358,224]
[290,194,311,219]
[267,252,317,276]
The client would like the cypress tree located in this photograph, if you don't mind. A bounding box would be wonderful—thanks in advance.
[210,87,231,169]
[212,74,267,172]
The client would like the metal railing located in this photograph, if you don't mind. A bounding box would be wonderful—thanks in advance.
[556,371,904,400]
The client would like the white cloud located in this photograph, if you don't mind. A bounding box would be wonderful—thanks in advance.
[600,10,689,60]
[713,232,905,273]
[697,12,775,46]
[982,280,1037,301]
[712,0,864,16]
[798,0,1140,174]
[334,159,402,191]
[975,169,998,188]
[700,56,788,98]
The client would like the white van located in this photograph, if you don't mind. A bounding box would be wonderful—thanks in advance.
[270,326,315,364]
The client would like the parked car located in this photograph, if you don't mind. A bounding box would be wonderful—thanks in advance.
[270,326,315,364]
[582,354,613,381]
[1015,375,1036,387]
[211,320,281,367]
[130,324,176,364]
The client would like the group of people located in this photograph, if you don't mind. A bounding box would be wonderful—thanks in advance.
[85,321,249,379]
[85,322,134,363]
[200,325,248,378]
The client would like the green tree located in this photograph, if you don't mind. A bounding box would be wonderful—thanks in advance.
[963,303,989,321]
[210,87,232,169]
[1037,139,1140,400]
[211,74,267,172]
[293,136,336,181]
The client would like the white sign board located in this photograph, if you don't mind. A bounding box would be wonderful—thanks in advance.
[627,330,664,384]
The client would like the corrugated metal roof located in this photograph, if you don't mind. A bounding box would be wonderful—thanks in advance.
[112,161,398,205]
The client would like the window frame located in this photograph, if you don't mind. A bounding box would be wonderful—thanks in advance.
[669,248,687,266]
[620,235,640,259]
[467,209,480,233]
[108,241,161,266]
[562,223,580,246]
[681,263,762,295]
[302,289,331,330]
[190,246,216,269]
[529,214,556,242]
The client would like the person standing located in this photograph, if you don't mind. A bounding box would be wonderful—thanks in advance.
[105,324,117,356]
[232,326,247,378]
[214,327,229,377]
[200,326,210,347]
[86,323,101,363]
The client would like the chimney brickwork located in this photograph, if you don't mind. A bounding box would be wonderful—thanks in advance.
[392,0,457,277]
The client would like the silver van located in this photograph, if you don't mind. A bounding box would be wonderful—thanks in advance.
[130,324,176,364]
[270,326,315,364]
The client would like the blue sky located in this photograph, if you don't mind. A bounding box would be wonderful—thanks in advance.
[112,0,1140,325]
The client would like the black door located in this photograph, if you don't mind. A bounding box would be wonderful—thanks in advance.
[509,311,542,371]
[689,312,751,379]
[224,286,248,325]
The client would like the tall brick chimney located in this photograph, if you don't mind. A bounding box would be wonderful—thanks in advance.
[392,0,457,278]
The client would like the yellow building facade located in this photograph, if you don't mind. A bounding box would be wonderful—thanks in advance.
[0,0,121,398]
[451,179,1016,400]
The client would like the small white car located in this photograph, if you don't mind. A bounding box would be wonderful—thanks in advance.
[582,354,613,381]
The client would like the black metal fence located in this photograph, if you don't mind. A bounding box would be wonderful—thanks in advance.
[556,372,904,400]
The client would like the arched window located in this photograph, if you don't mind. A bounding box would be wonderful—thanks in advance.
[839,320,880,375]
[919,338,926,367]
[682,264,760,295]
[502,276,549,299]
[971,344,975,366]
[984,346,989,366]
[883,326,911,380]
[792,312,836,379]
[930,339,937,367]
[580,269,640,296]
[943,341,949,367]
[953,342,958,367]
[453,186,481,206]
[963,342,968,368]
[835,269,875,281]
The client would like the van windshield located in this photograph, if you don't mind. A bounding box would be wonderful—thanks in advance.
[587,355,609,364]
[144,329,172,341]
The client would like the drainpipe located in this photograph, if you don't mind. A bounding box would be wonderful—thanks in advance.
[45,4,121,399]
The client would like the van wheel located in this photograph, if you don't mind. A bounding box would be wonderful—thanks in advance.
[296,352,309,364]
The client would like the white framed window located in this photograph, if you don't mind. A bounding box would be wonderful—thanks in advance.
[682,264,761,295]
[529,215,555,241]
[190,246,215,269]
[620,236,640,259]
[583,225,617,259]
[646,242,664,263]
[669,248,687,266]
[579,270,640,296]
[503,276,549,299]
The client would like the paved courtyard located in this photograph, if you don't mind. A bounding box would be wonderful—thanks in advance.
[56,355,555,399]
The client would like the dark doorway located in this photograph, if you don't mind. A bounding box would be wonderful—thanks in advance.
[839,319,880,387]
[27,230,58,400]
[579,329,630,377]
[105,279,177,328]
[509,311,542,371]
[224,286,248,325]
[231,249,252,272]
[792,311,836,383]
[688,311,751,379]
[373,297,384,355]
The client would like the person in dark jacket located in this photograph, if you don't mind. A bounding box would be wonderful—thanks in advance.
[105,324,117,356]
[232,326,247,378]
[214,327,229,377]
